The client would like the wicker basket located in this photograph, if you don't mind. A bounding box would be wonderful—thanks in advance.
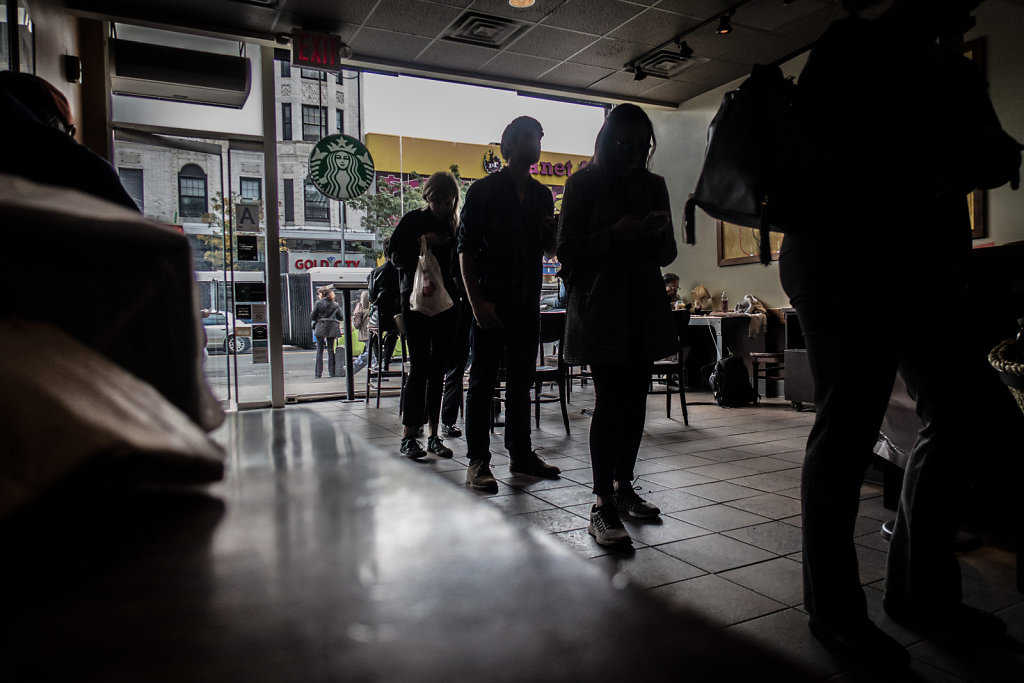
[989,338,1024,416]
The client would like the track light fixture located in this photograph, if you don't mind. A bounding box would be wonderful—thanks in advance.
[716,12,734,35]
[676,40,694,59]
[633,66,647,81]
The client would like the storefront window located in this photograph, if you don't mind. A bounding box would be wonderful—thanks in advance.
[178,163,208,218]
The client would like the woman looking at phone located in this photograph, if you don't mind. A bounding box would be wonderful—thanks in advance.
[557,103,678,546]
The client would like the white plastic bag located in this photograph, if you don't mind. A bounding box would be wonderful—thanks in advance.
[409,236,454,317]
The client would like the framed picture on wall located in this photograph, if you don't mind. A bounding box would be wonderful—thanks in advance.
[964,37,987,240]
[717,220,783,266]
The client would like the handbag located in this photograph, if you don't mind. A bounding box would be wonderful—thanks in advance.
[684,63,800,265]
[409,236,454,317]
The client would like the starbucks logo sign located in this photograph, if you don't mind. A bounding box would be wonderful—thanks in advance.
[307,134,375,200]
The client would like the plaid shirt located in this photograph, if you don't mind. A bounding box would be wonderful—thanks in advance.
[457,169,554,310]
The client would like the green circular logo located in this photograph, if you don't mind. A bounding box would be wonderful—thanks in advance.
[307,134,375,200]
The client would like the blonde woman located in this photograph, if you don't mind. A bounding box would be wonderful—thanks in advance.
[387,172,461,459]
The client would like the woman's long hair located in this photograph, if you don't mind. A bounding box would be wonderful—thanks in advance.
[590,103,656,172]
[421,171,460,236]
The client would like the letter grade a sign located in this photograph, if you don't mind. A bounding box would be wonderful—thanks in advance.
[292,29,343,74]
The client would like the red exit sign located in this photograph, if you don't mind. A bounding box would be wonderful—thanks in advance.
[292,29,343,73]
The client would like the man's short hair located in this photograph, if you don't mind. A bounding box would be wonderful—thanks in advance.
[500,116,543,162]
[663,273,680,285]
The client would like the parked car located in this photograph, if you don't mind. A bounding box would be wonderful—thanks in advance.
[202,311,252,353]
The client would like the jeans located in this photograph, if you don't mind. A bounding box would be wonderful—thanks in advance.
[402,306,458,430]
[314,337,337,377]
[780,234,974,627]
[589,361,652,498]
[465,304,539,463]
[441,298,473,427]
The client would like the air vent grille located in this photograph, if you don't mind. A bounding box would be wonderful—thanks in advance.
[443,11,528,49]
[635,50,709,79]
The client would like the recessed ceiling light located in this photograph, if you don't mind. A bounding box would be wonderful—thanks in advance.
[509,0,535,8]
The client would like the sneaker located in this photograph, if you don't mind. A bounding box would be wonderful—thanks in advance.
[427,434,453,459]
[808,618,909,669]
[400,437,427,460]
[441,423,462,438]
[614,488,661,518]
[466,460,498,493]
[509,450,560,479]
[588,505,631,546]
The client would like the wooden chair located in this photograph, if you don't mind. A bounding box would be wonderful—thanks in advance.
[650,309,691,424]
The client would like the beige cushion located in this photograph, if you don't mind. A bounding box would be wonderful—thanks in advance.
[0,320,225,520]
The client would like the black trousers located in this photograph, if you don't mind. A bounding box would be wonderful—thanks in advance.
[781,235,974,628]
[402,306,457,430]
[465,304,539,463]
[589,361,653,498]
[314,336,337,377]
[440,298,472,427]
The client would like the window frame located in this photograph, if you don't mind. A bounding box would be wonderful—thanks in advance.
[177,163,208,219]
[303,178,330,223]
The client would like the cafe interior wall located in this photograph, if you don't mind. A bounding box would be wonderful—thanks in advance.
[648,0,1024,315]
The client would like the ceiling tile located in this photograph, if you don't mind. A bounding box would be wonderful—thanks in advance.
[773,5,838,42]
[350,27,433,62]
[609,9,699,47]
[639,78,708,103]
[286,0,380,27]
[680,24,758,61]
[732,0,828,32]
[364,0,465,39]
[672,58,750,87]
[572,37,648,70]
[537,62,616,89]
[464,0,567,23]
[504,25,598,61]
[416,39,500,70]
[543,0,644,36]
[718,32,803,66]
[589,68,666,98]
[653,0,733,19]
[480,52,561,80]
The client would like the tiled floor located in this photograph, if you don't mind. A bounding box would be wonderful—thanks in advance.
[300,384,1024,681]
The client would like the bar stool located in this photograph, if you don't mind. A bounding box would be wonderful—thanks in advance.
[749,352,784,399]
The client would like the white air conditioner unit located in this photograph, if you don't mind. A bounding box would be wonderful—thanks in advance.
[110,39,251,109]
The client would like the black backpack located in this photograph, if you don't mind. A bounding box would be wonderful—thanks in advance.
[367,260,400,311]
[684,63,800,265]
[709,355,759,408]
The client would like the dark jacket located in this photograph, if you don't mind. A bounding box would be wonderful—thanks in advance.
[557,166,677,365]
[388,208,459,311]
[311,297,343,339]
[457,168,555,310]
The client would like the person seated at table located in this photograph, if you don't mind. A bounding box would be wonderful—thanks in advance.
[664,273,681,307]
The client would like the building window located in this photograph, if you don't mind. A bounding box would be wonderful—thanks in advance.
[178,164,207,218]
[283,178,294,223]
[281,103,292,141]
[300,68,326,81]
[280,60,291,78]
[336,110,343,136]
[301,105,327,142]
[118,167,144,212]
[240,177,261,201]
[285,238,341,252]
[304,178,329,222]
[336,72,343,85]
